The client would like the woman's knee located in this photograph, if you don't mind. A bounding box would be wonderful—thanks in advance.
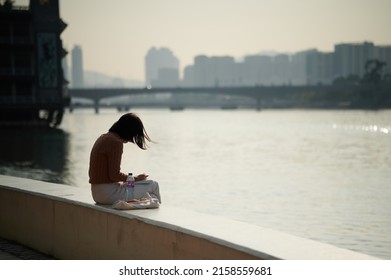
[152,180,160,190]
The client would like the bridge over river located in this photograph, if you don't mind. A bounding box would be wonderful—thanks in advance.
[69,85,358,113]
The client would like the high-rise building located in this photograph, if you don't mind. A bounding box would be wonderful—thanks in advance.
[182,65,194,87]
[272,54,291,85]
[209,56,236,87]
[145,47,179,87]
[374,45,391,76]
[191,55,236,87]
[334,42,375,79]
[306,51,334,85]
[193,55,209,87]
[71,45,84,88]
[0,0,68,126]
[242,55,272,86]
[291,50,316,85]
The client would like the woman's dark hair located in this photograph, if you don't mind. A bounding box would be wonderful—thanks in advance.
[109,113,151,149]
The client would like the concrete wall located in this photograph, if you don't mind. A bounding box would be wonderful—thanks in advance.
[0,175,378,260]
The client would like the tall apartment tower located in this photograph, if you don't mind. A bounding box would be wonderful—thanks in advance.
[334,42,375,79]
[145,47,179,87]
[192,55,236,87]
[71,45,84,88]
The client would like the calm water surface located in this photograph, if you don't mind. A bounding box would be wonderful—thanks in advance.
[1,108,390,259]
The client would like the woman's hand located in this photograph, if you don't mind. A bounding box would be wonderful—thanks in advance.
[135,173,149,181]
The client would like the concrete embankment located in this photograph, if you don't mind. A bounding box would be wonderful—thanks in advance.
[0,175,378,260]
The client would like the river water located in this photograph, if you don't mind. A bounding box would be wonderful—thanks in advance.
[1,108,390,259]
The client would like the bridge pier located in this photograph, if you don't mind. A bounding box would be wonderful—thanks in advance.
[93,99,100,114]
[256,96,262,111]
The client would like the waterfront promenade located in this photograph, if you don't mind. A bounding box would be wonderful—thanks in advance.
[0,175,378,260]
[0,237,55,260]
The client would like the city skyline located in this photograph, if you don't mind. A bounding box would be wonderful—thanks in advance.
[16,0,391,81]
[68,42,391,88]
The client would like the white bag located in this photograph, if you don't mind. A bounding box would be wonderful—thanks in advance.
[112,192,160,210]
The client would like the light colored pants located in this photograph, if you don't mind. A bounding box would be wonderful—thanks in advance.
[133,180,162,203]
[91,180,161,205]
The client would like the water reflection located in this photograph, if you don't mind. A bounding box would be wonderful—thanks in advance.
[0,127,71,184]
[332,123,391,134]
[1,109,390,259]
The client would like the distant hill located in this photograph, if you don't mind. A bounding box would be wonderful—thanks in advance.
[83,71,144,88]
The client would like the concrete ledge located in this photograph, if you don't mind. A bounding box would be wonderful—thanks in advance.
[0,175,377,260]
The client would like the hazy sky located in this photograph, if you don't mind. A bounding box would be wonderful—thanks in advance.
[17,0,391,81]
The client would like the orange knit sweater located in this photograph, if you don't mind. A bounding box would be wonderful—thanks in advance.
[88,132,128,184]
